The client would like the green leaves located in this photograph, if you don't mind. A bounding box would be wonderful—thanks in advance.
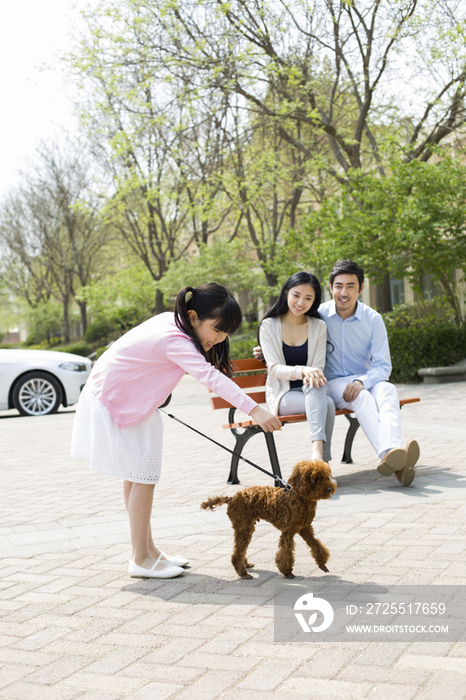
[287,152,466,323]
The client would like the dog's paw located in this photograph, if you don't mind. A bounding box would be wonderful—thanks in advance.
[319,564,329,572]
[240,573,253,579]
[246,562,255,569]
[284,573,295,579]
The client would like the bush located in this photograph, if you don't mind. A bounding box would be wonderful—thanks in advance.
[383,298,455,329]
[95,345,109,359]
[388,323,466,383]
[84,319,117,344]
[229,325,259,360]
[24,333,38,347]
[28,338,62,350]
[56,343,94,358]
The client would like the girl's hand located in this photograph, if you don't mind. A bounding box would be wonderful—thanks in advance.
[250,406,282,432]
[302,368,327,388]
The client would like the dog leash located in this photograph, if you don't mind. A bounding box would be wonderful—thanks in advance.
[159,408,292,491]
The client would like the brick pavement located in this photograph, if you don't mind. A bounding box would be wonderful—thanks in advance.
[0,376,465,699]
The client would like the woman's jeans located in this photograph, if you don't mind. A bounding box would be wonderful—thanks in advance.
[278,384,335,462]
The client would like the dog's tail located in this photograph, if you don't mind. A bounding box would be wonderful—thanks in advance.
[201,495,232,510]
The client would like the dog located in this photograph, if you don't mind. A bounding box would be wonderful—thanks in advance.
[201,459,336,579]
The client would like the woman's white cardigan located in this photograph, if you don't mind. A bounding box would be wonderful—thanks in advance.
[259,315,328,416]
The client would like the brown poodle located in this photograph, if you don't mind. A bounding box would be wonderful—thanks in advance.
[201,459,337,579]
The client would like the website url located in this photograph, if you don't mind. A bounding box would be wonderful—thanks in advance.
[346,624,449,634]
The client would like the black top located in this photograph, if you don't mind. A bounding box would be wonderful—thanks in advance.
[282,340,308,390]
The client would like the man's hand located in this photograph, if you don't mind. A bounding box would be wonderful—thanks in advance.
[253,345,265,362]
[342,380,364,402]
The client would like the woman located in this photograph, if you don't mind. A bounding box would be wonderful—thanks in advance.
[258,271,334,462]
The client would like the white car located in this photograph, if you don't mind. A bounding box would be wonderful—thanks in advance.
[0,349,92,416]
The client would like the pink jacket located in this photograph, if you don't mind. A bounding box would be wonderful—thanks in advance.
[87,312,257,428]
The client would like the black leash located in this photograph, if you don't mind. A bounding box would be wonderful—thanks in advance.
[159,408,292,491]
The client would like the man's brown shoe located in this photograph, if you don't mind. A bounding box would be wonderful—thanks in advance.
[395,440,420,487]
[377,447,407,476]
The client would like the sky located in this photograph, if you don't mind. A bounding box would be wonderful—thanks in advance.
[0,1,93,197]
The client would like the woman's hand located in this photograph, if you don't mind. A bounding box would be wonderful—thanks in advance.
[302,367,327,388]
[250,406,282,432]
[252,346,265,362]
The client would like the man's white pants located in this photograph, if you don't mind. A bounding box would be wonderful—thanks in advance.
[327,375,401,460]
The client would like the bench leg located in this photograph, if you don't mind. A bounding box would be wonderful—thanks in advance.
[227,429,259,485]
[264,432,283,488]
[341,414,360,464]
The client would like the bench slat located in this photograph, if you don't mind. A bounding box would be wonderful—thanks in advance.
[210,391,266,410]
[231,374,267,389]
[221,398,420,430]
[231,358,265,372]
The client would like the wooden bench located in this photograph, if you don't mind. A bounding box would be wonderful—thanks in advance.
[209,358,420,485]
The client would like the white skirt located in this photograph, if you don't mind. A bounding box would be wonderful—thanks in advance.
[71,384,163,484]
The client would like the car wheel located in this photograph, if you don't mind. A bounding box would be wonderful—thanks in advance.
[12,372,62,416]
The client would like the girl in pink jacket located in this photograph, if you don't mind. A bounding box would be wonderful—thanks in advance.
[71,283,281,579]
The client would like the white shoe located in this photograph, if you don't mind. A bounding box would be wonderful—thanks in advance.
[161,552,189,567]
[128,554,184,579]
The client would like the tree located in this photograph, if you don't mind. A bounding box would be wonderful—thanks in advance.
[143,0,466,309]
[158,238,260,301]
[78,264,158,331]
[0,144,110,341]
[68,13,240,313]
[296,152,466,324]
[69,0,466,309]
[143,0,466,171]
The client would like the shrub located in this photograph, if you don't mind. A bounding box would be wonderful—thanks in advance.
[29,338,62,350]
[388,323,466,383]
[229,326,259,360]
[84,319,117,344]
[56,343,94,358]
[24,333,38,347]
[383,298,455,329]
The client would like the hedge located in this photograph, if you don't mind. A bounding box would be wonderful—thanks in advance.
[388,323,466,383]
[55,343,94,358]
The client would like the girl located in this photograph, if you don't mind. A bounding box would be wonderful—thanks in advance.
[258,271,335,463]
[71,283,281,579]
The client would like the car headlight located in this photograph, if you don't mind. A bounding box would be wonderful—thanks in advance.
[59,362,88,372]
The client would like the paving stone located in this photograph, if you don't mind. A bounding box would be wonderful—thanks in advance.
[297,647,369,679]
[117,661,203,684]
[235,658,304,691]
[415,670,466,700]
[397,655,466,674]
[0,680,81,699]
[166,670,245,700]
[23,656,91,685]
[367,684,419,700]
[124,681,185,699]
[278,676,374,698]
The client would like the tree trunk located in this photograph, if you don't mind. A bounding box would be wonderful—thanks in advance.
[62,294,71,344]
[154,287,165,315]
[78,300,88,336]
[371,272,392,314]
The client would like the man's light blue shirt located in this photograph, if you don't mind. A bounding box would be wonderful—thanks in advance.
[319,300,392,390]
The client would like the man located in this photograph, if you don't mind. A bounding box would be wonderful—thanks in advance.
[255,260,420,485]
[320,260,419,486]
